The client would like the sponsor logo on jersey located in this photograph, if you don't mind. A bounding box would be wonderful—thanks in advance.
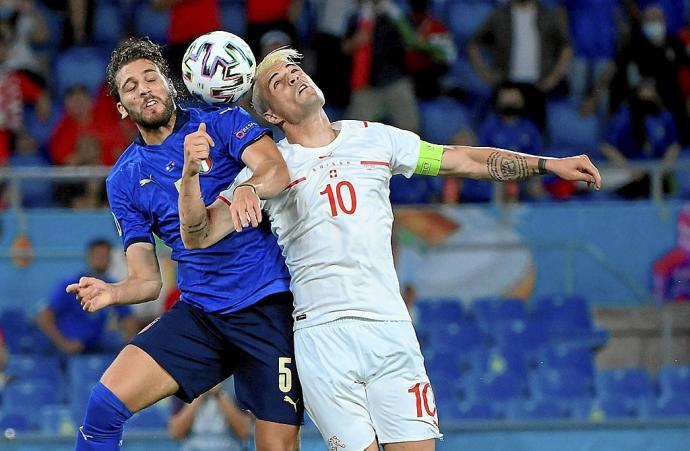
[139,178,154,186]
[296,313,307,321]
[235,122,258,139]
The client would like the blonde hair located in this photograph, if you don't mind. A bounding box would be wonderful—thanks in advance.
[251,48,303,116]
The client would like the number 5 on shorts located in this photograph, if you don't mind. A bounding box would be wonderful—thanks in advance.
[278,357,292,393]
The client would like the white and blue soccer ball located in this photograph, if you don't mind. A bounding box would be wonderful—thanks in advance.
[181,31,256,105]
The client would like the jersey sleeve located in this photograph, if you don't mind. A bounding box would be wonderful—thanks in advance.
[216,107,271,161]
[380,123,422,178]
[106,171,155,250]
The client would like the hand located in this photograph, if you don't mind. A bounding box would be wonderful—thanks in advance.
[66,277,115,312]
[183,123,215,178]
[58,338,84,354]
[230,185,262,232]
[547,155,602,190]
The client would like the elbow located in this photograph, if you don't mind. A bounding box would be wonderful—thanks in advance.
[181,234,201,250]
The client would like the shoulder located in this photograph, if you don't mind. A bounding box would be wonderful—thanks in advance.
[106,144,142,188]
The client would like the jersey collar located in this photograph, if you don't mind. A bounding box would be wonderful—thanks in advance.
[133,107,190,146]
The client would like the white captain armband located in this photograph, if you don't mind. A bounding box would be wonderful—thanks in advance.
[414,141,444,176]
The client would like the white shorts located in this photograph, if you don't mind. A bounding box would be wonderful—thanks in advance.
[295,318,442,450]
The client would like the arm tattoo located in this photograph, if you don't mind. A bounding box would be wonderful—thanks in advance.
[487,151,537,181]
[181,215,209,239]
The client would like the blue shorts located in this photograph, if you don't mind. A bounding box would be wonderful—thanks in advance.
[130,291,303,425]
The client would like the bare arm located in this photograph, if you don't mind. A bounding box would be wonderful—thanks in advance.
[439,145,602,188]
[35,308,84,354]
[600,142,631,168]
[168,398,202,440]
[66,242,162,312]
[662,143,681,167]
[215,389,252,440]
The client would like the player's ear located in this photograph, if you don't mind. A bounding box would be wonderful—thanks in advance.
[117,102,128,120]
[263,109,282,126]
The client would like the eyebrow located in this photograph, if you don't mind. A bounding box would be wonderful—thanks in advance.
[120,68,158,90]
[267,63,297,89]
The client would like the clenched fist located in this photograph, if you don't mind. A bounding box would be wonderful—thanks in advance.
[183,122,216,178]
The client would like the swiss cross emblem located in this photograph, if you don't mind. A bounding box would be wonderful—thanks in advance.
[329,169,338,178]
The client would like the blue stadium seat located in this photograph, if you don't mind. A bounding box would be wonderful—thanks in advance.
[658,365,690,398]
[546,101,601,157]
[530,368,593,399]
[637,396,690,419]
[426,321,487,355]
[437,399,499,422]
[0,309,31,353]
[464,372,528,401]
[54,47,109,97]
[568,397,634,421]
[220,0,247,37]
[471,297,527,331]
[532,294,608,347]
[2,381,60,415]
[418,97,471,144]
[416,298,464,324]
[445,1,494,51]
[68,354,116,421]
[133,3,170,44]
[504,399,567,420]
[127,401,170,431]
[6,354,61,383]
[0,410,35,432]
[389,174,444,204]
[468,347,528,379]
[533,345,595,378]
[40,405,77,437]
[493,319,546,356]
[93,2,123,47]
[595,368,655,402]
[448,56,492,99]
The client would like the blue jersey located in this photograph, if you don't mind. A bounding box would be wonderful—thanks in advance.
[106,107,291,314]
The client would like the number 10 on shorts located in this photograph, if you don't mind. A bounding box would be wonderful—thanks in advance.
[408,382,437,418]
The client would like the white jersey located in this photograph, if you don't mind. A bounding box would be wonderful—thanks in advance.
[221,120,422,329]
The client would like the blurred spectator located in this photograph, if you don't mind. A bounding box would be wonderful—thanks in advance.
[0,328,8,390]
[653,206,690,303]
[561,0,619,116]
[0,37,20,163]
[468,0,573,128]
[259,28,293,59]
[35,239,138,355]
[43,0,95,48]
[601,79,679,199]
[477,83,546,201]
[0,0,50,81]
[49,84,132,166]
[53,135,108,209]
[168,382,252,451]
[151,0,221,79]
[9,131,53,208]
[342,0,420,133]
[404,0,456,99]
[245,0,302,54]
[311,0,356,108]
[610,4,690,143]
[624,0,687,35]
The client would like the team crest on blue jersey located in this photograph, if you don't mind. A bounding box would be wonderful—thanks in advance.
[200,158,213,173]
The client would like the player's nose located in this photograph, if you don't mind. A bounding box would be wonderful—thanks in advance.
[288,73,300,85]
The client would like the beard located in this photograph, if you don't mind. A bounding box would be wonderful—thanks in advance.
[125,94,176,129]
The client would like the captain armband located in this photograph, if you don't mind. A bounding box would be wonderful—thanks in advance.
[414,141,444,176]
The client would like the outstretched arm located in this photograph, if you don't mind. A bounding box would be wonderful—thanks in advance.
[438,145,602,188]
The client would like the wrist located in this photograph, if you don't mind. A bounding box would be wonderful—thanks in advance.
[233,183,257,196]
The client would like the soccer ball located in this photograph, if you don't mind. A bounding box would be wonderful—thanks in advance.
[181,31,256,105]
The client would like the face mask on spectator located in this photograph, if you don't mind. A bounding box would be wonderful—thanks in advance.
[643,21,666,45]
[497,104,523,118]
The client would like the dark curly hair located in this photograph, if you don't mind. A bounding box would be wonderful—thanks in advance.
[106,37,172,101]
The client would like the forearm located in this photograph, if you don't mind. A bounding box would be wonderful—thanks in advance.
[662,143,680,166]
[600,143,630,168]
[543,47,573,88]
[109,276,162,306]
[168,401,200,440]
[36,310,70,346]
[179,174,211,249]
[241,158,290,199]
[217,394,252,439]
[440,145,548,181]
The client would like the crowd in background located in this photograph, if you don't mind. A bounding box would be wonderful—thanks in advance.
[1,0,690,207]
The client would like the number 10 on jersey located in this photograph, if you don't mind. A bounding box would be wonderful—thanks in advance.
[320,181,357,216]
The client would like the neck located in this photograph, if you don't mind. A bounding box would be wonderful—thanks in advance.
[283,109,337,148]
[138,109,177,145]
